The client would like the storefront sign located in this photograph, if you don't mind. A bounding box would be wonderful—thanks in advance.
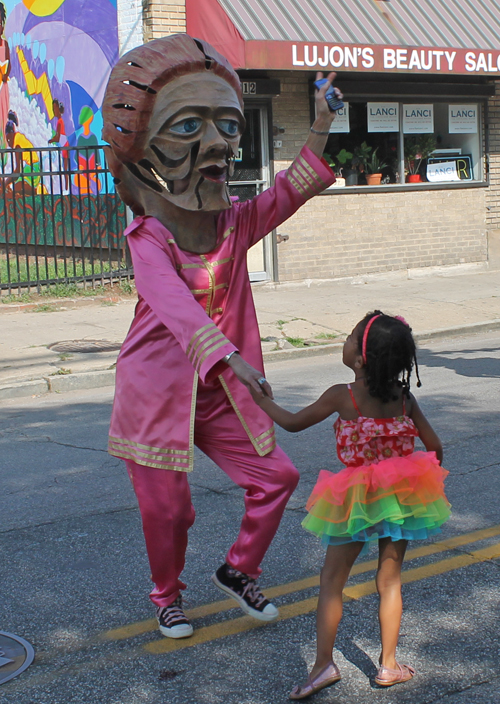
[329,103,350,133]
[449,104,478,134]
[427,156,473,182]
[245,42,500,76]
[403,104,434,133]
[367,103,399,132]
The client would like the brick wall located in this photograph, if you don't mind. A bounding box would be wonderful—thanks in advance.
[486,81,500,267]
[143,0,186,41]
[117,0,144,55]
[276,187,487,281]
[269,71,489,282]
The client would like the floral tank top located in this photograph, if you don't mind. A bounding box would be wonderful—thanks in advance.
[334,384,419,468]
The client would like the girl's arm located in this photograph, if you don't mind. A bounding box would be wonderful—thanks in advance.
[3,42,10,81]
[48,122,61,144]
[409,395,443,463]
[250,384,343,432]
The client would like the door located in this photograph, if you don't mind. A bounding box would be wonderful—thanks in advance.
[229,105,273,282]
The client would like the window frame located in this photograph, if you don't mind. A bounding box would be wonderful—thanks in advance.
[309,78,491,193]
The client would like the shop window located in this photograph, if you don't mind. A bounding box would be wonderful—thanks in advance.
[322,101,483,187]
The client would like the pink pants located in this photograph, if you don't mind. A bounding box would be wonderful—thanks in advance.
[126,380,299,608]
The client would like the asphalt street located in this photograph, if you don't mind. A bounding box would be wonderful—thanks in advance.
[1,330,500,704]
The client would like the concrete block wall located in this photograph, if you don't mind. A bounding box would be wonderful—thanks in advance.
[143,0,186,41]
[269,71,488,281]
[117,0,144,55]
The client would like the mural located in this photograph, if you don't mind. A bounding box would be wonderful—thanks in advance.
[0,0,119,195]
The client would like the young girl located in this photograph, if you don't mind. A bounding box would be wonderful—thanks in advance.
[251,311,450,698]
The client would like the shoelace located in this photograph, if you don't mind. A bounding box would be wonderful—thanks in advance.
[159,598,189,625]
[229,569,267,607]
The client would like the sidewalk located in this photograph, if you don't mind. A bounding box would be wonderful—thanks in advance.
[1,266,499,401]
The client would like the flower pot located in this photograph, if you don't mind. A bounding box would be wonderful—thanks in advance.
[343,169,358,186]
[407,174,422,183]
[366,173,382,186]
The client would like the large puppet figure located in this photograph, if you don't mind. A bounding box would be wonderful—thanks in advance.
[102,34,339,639]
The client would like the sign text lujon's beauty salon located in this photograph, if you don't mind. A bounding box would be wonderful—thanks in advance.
[246,41,500,75]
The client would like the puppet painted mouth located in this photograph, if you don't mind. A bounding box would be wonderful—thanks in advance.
[199,164,227,183]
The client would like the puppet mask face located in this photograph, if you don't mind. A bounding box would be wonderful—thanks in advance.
[135,72,244,211]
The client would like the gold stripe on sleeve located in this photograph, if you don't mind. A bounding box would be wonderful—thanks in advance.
[294,161,320,196]
[186,322,218,360]
[286,171,306,197]
[297,154,328,191]
[289,165,315,198]
[189,325,227,367]
[195,339,229,370]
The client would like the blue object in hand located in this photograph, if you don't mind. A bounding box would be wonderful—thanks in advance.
[314,78,344,112]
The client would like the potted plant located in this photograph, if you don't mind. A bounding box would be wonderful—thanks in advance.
[335,148,357,186]
[365,148,388,186]
[404,134,437,182]
[352,141,373,174]
[333,143,373,186]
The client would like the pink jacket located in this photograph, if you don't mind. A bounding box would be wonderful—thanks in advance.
[108,147,335,471]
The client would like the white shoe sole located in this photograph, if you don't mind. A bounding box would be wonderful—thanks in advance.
[211,573,279,621]
[158,623,194,639]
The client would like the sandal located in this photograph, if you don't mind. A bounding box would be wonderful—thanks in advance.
[289,661,341,700]
[375,662,415,687]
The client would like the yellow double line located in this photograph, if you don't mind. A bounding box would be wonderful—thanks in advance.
[101,524,500,655]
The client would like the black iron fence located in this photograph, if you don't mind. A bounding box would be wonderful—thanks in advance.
[0,145,131,295]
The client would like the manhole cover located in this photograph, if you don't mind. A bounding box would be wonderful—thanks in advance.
[0,632,35,685]
[48,340,122,353]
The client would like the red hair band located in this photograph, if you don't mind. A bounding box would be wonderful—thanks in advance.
[361,314,381,363]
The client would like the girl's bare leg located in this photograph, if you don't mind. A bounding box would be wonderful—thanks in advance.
[376,537,408,669]
[311,541,364,678]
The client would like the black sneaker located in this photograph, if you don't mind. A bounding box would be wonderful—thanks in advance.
[156,595,193,639]
[211,563,279,621]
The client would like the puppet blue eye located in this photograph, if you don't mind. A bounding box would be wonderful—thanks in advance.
[170,118,202,134]
[216,119,239,136]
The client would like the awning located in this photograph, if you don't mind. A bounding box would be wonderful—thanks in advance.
[186,0,500,75]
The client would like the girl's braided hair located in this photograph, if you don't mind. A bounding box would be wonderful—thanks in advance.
[356,310,421,403]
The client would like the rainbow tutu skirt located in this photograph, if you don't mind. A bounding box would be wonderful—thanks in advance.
[303,451,451,551]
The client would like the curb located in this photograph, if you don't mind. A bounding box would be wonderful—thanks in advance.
[0,369,116,402]
[2,319,500,402]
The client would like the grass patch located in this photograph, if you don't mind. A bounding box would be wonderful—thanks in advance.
[119,280,134,295]
[0,256,122,284]
[58,353,73,361]
[0,255,135,302]
[285,336,306,347]
[315,332,339,341]
[35,303,56,312]
[50,367,72,375]
[1,275,135,304]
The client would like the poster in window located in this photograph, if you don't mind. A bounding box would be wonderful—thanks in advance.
[403,104,434,133]
[329,103,350,133]
[449,105,478,134]
[427,156,473,182]
[367,103,399,132]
